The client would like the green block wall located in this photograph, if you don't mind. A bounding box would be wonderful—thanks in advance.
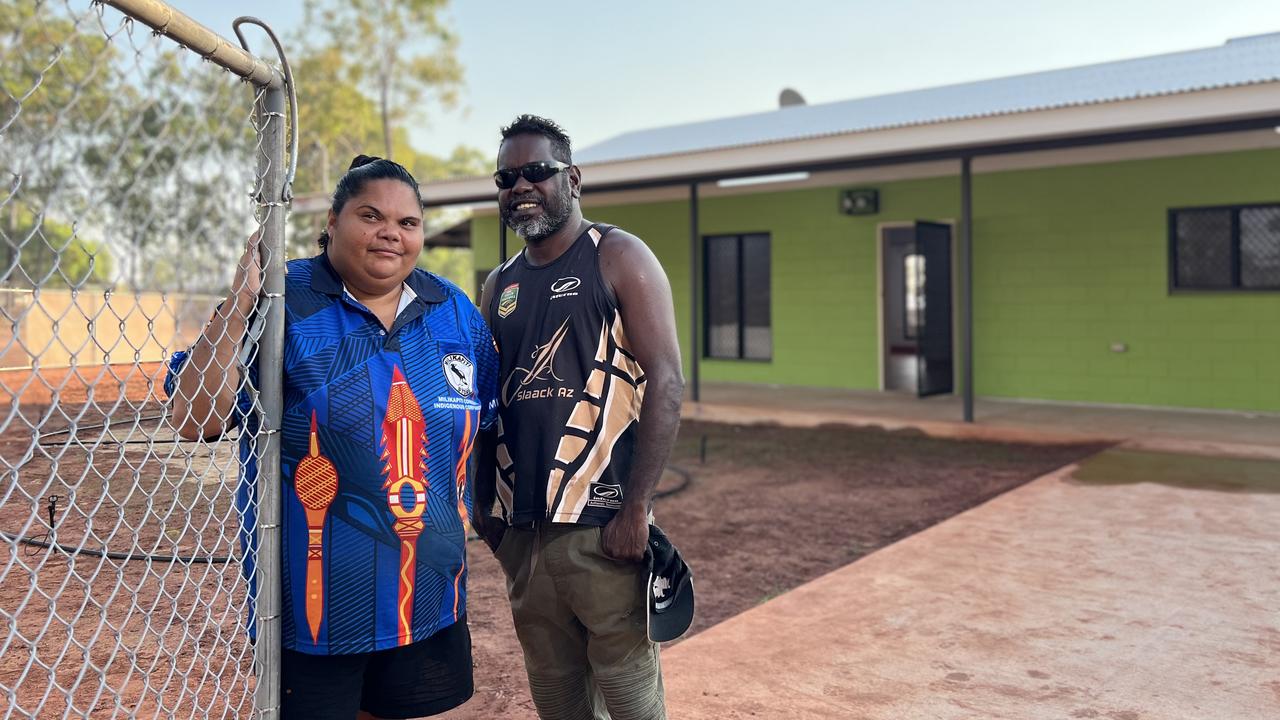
[473,147,1280,412]
[973,149,1280,412]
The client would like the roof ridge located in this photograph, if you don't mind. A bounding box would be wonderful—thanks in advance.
[1225,31,1280,45]
[575,34,1280,166]
[592,33,1280,140]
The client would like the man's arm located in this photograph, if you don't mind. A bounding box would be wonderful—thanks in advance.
[598,230,685,562]
[170,235,261,441]
[471,266,505,551]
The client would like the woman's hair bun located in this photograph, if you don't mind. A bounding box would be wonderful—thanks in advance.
[348,154,381,171]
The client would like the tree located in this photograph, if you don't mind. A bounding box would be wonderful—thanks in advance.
[286,15,483,261]
[289,46,386,194]
[417,247,472,298]
[305,0,462,161]
[81,51,254,292]
[3,2,254,294]
[284,0,485,294]
[414,148,486,297]
[6,206,112,288]
[415,146,488,182]
[1,0,119,284]
[0,0,118,152]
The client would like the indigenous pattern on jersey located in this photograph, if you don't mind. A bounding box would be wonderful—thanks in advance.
[166,253,498,655]
[490,224,646,527]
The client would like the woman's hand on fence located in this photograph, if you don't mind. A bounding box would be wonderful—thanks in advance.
[231,232,263,314]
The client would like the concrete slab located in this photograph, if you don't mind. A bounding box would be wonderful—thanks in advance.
[662,449,1280,719]
[683,383,1280,460]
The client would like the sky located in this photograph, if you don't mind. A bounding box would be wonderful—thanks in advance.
[177,0,1278,163]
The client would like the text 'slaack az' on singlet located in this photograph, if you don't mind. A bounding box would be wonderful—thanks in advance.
[490,223,646,527]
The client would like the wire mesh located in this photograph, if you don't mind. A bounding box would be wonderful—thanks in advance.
[1,1,284,717]
[1239,206,1280,289]
[1173,208,1233,289]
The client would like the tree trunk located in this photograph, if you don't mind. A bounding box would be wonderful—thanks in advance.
[378,0,394,160]
[4,203,17,285]
[380,67,393,160]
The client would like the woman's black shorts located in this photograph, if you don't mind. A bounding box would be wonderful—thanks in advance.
[280,617,473,719]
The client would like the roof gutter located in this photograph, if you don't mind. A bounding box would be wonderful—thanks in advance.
[422,86,1280,207]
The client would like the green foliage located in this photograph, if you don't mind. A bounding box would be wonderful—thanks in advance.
[3,2,255,293]
[285,0,487,275]
[304,0,462,161]
[290,46,387,196]
[418,247,474,299]
[77,51,250,290]
[1,0,118,145]
[416,146,488,182]
[2,0,118,259]
[4,205,112,288]
[5,0,485,291]
[3,1,121,289]
[289,0,483,199]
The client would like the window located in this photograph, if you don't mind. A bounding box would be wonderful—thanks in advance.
[704,233,771,360]
[1170,204,1280,291]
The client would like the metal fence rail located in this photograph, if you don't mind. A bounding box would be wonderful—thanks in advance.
[1,1,287,717]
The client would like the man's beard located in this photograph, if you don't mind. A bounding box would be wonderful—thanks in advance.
[502,178,573,243]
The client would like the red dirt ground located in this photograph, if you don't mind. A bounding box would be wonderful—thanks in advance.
[1,364,252,719]
[1,368,1108,718]
[0,362,167,411]
[443,421,1109,719]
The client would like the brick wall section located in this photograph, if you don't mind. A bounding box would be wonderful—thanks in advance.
[973,149,1280,412]
[472,147,1280,412]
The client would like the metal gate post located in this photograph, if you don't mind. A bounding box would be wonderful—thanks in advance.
[253,82,287,720]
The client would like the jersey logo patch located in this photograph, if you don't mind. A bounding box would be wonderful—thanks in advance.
[551,277,580,293]
[498,283,519,318]
[550,276,581,300]
[441,353,475,398]
[586,482,624,510]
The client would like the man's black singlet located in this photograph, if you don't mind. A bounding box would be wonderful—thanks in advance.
[488,223,645,527]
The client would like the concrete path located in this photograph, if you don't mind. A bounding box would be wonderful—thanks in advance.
[684,383,1280,460]
[662,449,1280,719]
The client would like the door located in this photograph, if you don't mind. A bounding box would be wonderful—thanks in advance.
[913,221,953,397]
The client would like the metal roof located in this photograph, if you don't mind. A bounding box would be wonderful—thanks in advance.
[576,33,1280,165]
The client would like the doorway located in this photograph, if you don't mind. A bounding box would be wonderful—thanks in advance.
[880,222,954,396]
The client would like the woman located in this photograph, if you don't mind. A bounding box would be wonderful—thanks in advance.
[169,156,498,719]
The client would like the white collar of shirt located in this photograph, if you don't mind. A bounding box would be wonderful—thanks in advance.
[343,282,417,320]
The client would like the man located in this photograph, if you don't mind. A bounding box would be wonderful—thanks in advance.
[473,115,685,720]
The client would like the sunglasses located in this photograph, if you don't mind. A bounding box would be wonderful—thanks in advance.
[494,161,571,190]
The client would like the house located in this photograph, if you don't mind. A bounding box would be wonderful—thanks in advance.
[422,33,1280,416]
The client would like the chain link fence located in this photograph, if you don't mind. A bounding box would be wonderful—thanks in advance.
[1,1,287,717]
